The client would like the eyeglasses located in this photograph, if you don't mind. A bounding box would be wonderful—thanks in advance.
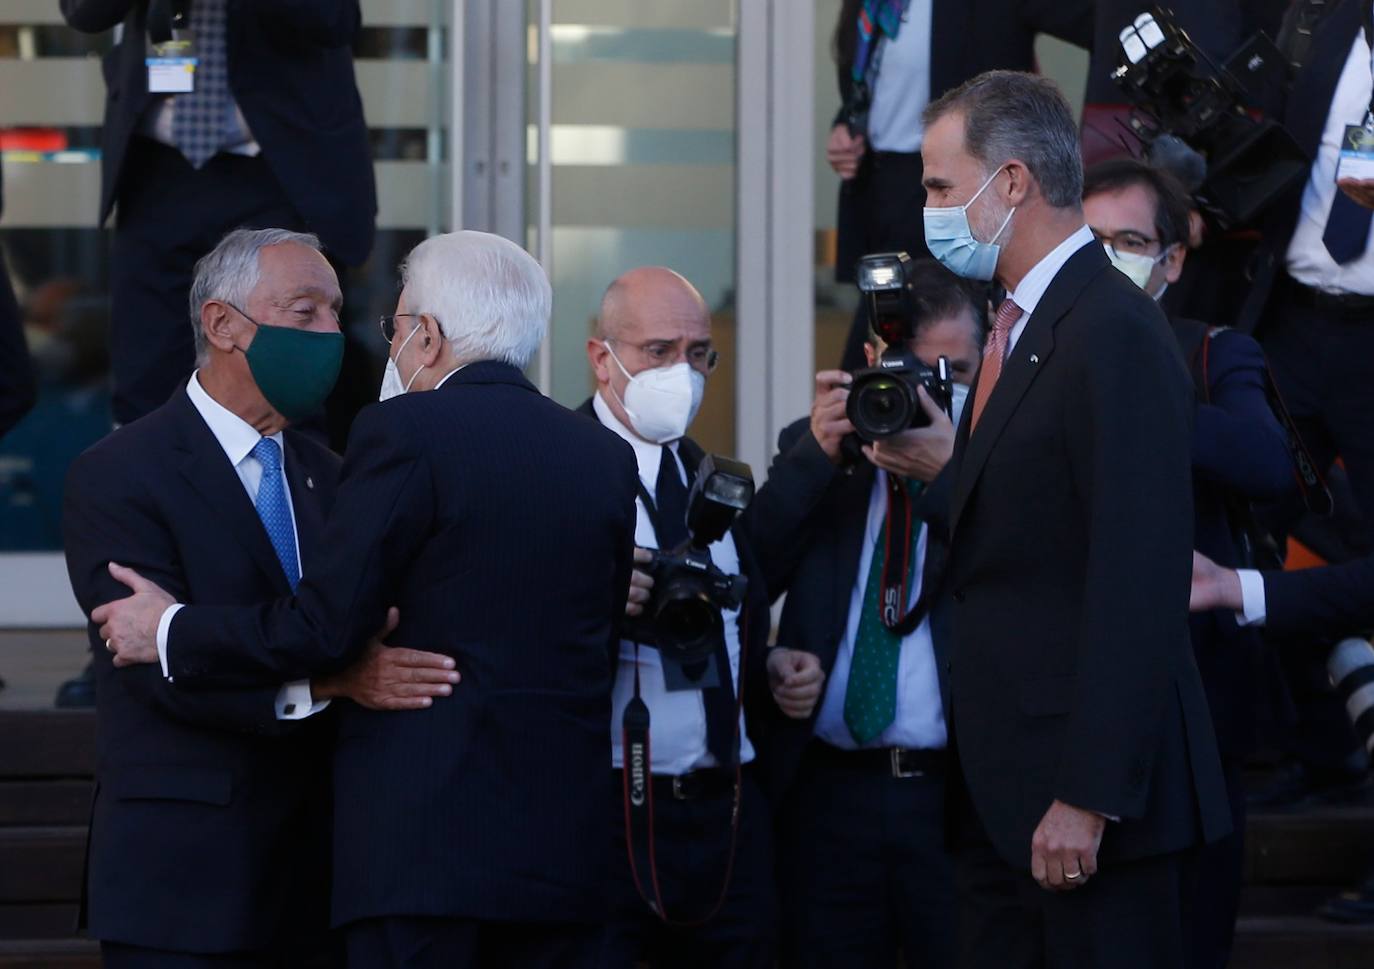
[608,338,720,375]
[1091,228,1162,258]
[379,313,428,344]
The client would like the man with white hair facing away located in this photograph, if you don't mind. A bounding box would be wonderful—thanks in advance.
[92,230,642,969]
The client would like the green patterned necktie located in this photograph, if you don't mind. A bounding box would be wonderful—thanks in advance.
[843,476,923,745]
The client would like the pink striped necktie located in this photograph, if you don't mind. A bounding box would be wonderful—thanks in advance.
[969,297,1022,434]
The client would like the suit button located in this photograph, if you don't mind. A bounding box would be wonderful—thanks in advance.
[943,662,952,675]
[952,590,966,604]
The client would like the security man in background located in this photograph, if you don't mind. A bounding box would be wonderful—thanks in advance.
[583,267,776,969]
[1084,159,1297,969]
[59,0,376,426]
[749,261,985,969]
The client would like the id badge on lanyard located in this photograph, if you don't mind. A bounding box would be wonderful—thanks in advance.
[146,5,196,94]
[1337,32,1374,182]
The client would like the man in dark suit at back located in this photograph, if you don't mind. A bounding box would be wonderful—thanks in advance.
[62,227,456,967]
[747,262,986,969]
[95,230,640,969]
[826,0,1095,370]
[1084,158,1298,969]
[59,0,376,426]
[918,71,1231,968]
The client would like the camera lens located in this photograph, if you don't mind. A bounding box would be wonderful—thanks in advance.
[848,373,918,440]
[653,579,723,664]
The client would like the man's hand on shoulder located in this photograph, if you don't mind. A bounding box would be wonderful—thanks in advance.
[767,647,826,719]
[861,386,953,483]
[1031,799,1105,892]
[92,563,173,667]
[810,370,854,465]
[312,607,460,711]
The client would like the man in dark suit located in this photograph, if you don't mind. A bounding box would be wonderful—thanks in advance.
[918,71,1230,968]
[0,168,36,443]
[1084,158,1298,969]
[62,228,455,967]
[747,261,985,969]
[95,231,640,969]
[582,267,776,969]
[826,0,1094,369]
[59,0,376,426]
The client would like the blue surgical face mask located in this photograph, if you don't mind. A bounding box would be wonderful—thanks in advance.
[922,166,1015,281]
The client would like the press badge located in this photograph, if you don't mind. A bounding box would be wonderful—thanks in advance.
[1337,122,1374,182]
[146,34,196,94]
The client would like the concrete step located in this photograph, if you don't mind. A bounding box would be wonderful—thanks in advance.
[0,827,84,905]
[0,712,95,779]
[1245,805,1374,886]
[0,940,97,968]
[1232,915,1374,969]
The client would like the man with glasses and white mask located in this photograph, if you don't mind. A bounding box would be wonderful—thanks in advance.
[583,267,777,969]
[92,230,641,969]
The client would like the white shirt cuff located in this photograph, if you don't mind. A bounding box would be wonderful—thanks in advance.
[1236,569,1267,627]
[274,680,330,720]
[156,603,184,681]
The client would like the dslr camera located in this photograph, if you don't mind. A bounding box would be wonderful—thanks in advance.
[1111,7,1306,227]
[846,252,954,442]
[623,455,754,668]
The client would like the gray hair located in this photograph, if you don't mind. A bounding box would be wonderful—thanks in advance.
[188,228,323,363]
[923,70,1084,209]
[400,231,550,370]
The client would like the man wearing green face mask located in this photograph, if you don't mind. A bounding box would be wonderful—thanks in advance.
[61,227,459,966]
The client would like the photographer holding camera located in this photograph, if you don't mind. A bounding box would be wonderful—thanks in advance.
[746,258,983,969]
[582,267,776,969]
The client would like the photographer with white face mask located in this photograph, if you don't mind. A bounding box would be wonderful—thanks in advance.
[583,267,778,969]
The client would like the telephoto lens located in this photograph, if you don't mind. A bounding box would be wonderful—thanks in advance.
[1329,637,1374,755]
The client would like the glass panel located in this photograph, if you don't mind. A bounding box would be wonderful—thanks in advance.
[0,6,451,556]
[527,1,739,456]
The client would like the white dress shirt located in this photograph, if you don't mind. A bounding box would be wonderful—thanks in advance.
[1285,31,1374,295]
[814,470,947,750]
[594,392,756,774]
[156,372,327,720]
[1235,569,1268,626]
[866,0,933,154]
[1004,224,1097,353]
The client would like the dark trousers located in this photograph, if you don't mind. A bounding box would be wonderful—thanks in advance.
[837,150,929,371]
[101,938,340,968]
[775,743,955,969]
[599,769,775,969]
[110,136,303,425]
[956,811,1185,969]
[1180,756,1246,969]
[1259,293,1374,775]
[344,916,601,969]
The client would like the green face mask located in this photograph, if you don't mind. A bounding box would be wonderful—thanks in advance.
[230,306,344,422]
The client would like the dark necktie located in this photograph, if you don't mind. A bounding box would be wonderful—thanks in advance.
[1323,189,1373,265]
[654,445,738,766]
[173,0,230,169]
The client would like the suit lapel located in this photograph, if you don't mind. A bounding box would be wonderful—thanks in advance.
[171,392,293,595]
[282,435,326,574]
[950,243,1105,535]
[1286,0,1362,156]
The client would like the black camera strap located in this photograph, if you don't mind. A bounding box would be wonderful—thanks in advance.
[877,474,936,636]
[621,616,747,926]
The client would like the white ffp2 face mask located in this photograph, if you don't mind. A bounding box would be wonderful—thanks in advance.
[379,320,426,402]
[604,342,706,444]
[1104,243,1168,296]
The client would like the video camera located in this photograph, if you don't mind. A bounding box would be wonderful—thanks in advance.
[1111,7,1308,227]
[623,455,754,668]
[846,252,954,442]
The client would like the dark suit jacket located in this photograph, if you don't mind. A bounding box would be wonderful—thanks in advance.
[831,0,1094,282]
[62,386,340,953]
[945,241,1230,870]
[1173,319,1295,755]
[59,0,376,265]
[1264,556,1374,640]
[574,398,775,749]
[0,169,36,440]
[743,418,953,801]
[160,363,639,925]
[1237,0,1363,331]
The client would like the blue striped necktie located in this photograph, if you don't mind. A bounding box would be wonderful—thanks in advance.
[251,438,300,591]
